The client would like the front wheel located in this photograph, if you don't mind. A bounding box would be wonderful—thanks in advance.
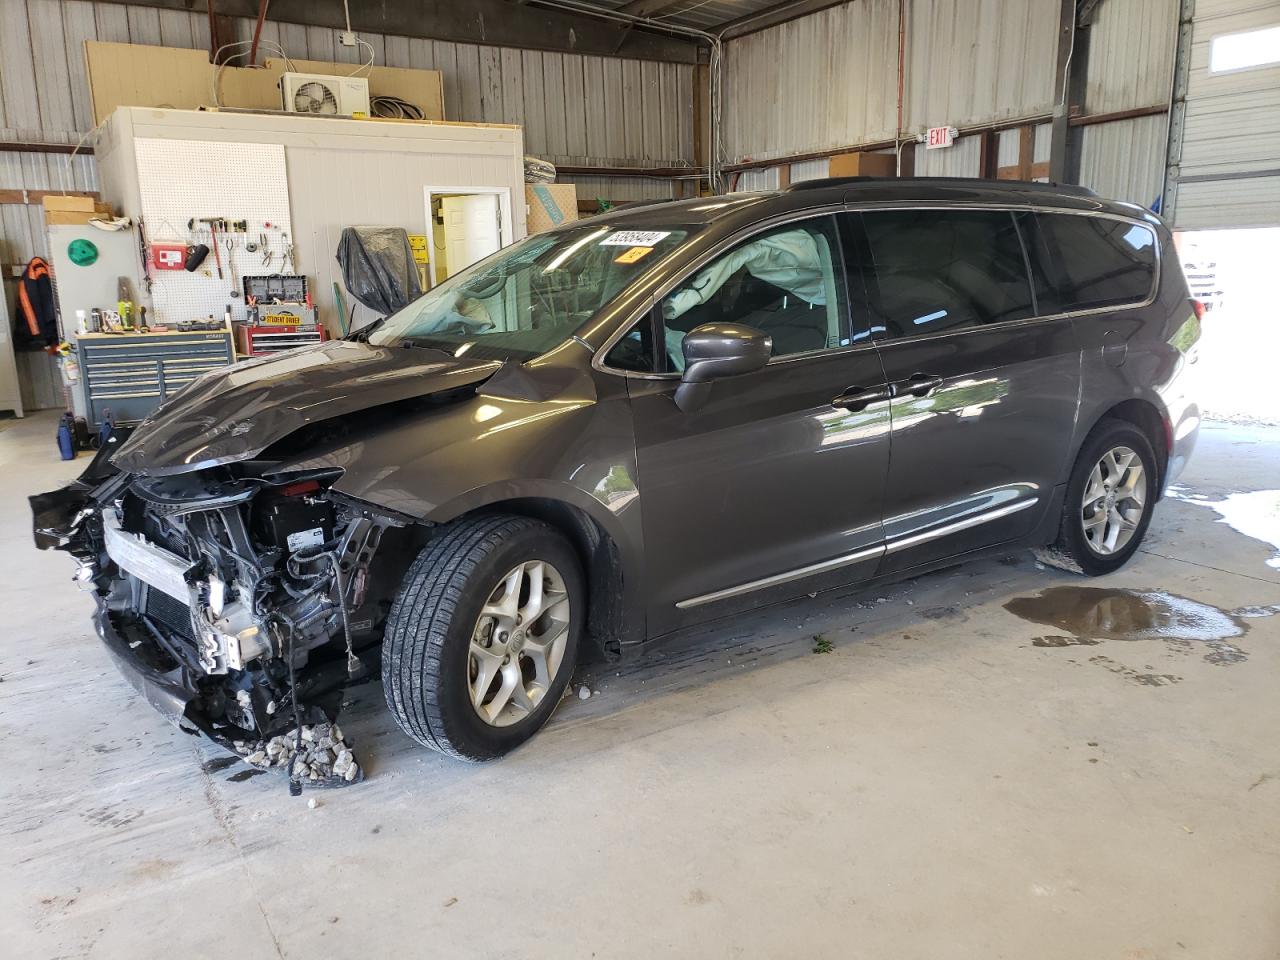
[1036,420,1158,576]
[382,515,584,761]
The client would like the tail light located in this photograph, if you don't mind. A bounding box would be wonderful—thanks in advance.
[1190,298,1206,321]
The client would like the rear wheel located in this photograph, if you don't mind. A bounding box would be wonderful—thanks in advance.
[382,515,583,761]
[1036,420,1157,576]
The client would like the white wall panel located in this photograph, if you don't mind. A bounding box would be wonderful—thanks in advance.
[790,159,831,183]
[912,134,980,178]
[1078,114,1166,207]
[557,174,678,206]
[1085,0,1178,113]
[905,0,1058,131]
[723,0,1059,165]
[731,167,781,192]
[723,0,899,164]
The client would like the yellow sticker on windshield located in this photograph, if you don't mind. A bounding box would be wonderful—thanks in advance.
[614,246,654,264]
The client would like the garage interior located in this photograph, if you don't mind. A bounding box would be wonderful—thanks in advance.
[2,0,1279,957]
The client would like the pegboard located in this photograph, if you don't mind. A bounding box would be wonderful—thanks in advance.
[134,138,294,325]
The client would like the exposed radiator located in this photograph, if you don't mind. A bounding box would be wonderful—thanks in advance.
[144,587,194,641]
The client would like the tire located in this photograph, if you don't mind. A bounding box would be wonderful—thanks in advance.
[1036,419,1158,576]
[382,514,584,761]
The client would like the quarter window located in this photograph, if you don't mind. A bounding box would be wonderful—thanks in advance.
[659,216,847,370]
[1031,214,1157,313]
[602,311,657,372]
[855,209,1036,339]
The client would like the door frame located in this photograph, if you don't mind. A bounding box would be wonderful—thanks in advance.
[422,185,515,288]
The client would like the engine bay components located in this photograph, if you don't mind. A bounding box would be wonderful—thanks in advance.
[49,456,414,791]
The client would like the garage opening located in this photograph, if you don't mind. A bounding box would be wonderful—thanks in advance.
[1176,226,1280,424]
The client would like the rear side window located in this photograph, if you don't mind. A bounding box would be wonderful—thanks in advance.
[1031,214,1157,313]
[854,210,1036,339]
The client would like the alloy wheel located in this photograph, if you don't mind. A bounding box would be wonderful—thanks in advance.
[1081,445,1147,556]
[467,560,572,727]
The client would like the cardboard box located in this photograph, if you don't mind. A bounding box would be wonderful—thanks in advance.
[85,41,445,125]
[42,195,113,225]
[525,184,579,234]
[827,151,898,179]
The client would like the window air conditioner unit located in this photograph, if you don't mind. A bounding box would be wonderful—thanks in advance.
[280,73,370,117]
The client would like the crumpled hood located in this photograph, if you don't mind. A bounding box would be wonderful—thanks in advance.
[112,340,501,476]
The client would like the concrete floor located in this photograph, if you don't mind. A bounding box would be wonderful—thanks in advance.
[2,411,1278,960]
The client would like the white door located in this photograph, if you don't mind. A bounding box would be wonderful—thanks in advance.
[1167,2,1280,228]
[440,194,501,276]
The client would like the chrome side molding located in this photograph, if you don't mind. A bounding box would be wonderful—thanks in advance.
[675,497,1040,609]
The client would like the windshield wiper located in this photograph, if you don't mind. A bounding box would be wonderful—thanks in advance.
[397,339,457,358]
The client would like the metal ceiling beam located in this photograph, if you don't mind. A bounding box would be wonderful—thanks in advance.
[616,0,691,17]
[717,0,853,40]
[92,0,702,63]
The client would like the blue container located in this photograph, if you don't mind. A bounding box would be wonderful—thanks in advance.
[57,413,76,461]
[99,408,115,446]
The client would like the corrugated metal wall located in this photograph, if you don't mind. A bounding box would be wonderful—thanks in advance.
[1078,114,1168,210]
[1084,0,1177,113]
[723,0,1058,165]
[904,0,1058,130]
[912,135,980,177]
[723,0,899,164]
[557,174,679,207]
[1075,0,1177,207]
[0,0,696,265]
[721,0,1178,211]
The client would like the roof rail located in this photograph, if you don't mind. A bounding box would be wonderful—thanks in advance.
[783,176,1098,197]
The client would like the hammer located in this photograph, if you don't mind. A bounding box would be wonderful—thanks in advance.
[198,217,226,280]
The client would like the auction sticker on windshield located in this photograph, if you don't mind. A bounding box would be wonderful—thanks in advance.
[600,230,672,246]
[614,246,654,264]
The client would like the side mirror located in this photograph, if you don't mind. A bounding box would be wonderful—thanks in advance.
[674,322,772,412]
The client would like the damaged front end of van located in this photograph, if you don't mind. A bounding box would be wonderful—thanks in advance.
[29,341,507,788]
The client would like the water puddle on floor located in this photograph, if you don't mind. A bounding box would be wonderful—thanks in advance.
[1170,487,1280,570]
[1005,586,1261,665]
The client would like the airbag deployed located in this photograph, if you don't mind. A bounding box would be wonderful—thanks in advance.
[663,229,829,320]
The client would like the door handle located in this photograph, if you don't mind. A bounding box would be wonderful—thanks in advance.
[892,373,944,398]
[831,385,892,412]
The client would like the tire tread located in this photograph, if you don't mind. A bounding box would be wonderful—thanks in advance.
[382,515,544,761]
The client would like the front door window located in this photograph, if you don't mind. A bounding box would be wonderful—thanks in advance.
[659,217,849,370]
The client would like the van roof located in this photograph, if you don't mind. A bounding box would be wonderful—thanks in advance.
[572,177,1157,234]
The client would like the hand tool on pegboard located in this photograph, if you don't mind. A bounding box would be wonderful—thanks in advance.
[191,217,227,280]
[225,234,240,298]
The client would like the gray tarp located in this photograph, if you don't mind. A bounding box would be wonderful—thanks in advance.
[336,227,422,315]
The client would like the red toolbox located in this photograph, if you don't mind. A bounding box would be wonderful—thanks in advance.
[235,323,327,356]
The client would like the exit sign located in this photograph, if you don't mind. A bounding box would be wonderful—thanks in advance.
[926,125,956,149]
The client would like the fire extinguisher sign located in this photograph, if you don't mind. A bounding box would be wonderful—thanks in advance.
[926,126,955,149]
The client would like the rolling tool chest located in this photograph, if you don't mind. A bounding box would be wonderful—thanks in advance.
[77,330,234,426]
[236,274,327,356]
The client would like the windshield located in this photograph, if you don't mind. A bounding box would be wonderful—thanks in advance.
[364,223,695,360]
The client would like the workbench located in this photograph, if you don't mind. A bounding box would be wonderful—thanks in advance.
[76,330,234,426]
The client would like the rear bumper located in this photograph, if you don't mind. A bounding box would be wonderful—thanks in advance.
[1164,403,1200,493]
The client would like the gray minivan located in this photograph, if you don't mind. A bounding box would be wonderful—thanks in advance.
[33,178,1201,770]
